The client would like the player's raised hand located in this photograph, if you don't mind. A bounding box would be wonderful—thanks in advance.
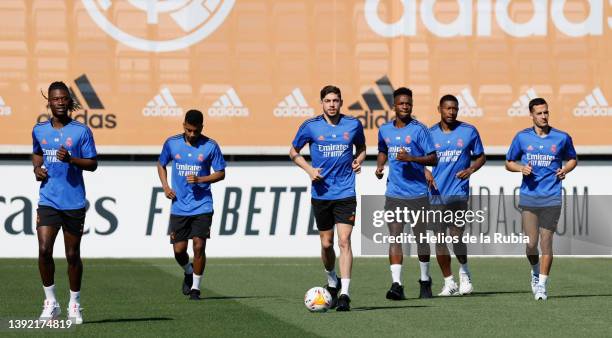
[521,163,533,176]
[425,168,437,190]
[34,166,48,181]
[375,166,384,179]
[163,185,176,200]
[396,147,411,162]
[352,159,362,174]
[186,174,199,184]
[56,145,71,162]
[555,168,567,180]
[456,167,475,180]
[309,167,324,182]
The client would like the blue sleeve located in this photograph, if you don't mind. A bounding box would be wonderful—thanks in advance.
[353,122,365,146]
[471,128,484,156]
[292,123,312,149]
[506,134,522,161]
[562,134,577,160]
[32,129,42,154]
[80,128,97,158]
[419,126,436,154]
[211,143,227,171]
[377,129,387,154]
[159,139,172,166]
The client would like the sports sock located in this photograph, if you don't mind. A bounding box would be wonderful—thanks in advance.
[444,275,455,286]
[183,262,193,274]
[538,274,548,287]
[531,262,540,277]
[326,270,338,288]
[192,273,202,290]
[340,278,350,296]
[419,261,430,282]
[459,263,470,276]
[69,290,80,304]
[390,264,402,285]
[43,285,56,302]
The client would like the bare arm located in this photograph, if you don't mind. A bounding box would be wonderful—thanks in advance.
[397,149,438,166]
[505,160,532,176]
[456,153,486,179]
[32,153,47,181]
[352,143,367,174]
[56,145,97,171]
[289,146,323,182]
[188,170,225,184]
[556,158,577,180]
[424,167,437,189]
[69,157,98,171]
[156,161,176,200]
[375,152,388,179]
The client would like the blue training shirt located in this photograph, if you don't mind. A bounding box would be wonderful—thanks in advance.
[378,119,436,199]
[506,127,576,207]
[429,122,484,204]
[159,135,226,216]
[292,114,365,200]
[32,120,97,210]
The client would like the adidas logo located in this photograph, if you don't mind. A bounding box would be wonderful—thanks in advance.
[207,88,249,117]
[348,75,395,129]
[143,88,184,117]
[574,87,612,117]
[37,74,117,128]
[456,88,483,117]
[0,96,12,116]
[507,88,538,117]
[273,88,314,118]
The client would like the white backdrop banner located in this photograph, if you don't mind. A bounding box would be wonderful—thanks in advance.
[0,162,609,257]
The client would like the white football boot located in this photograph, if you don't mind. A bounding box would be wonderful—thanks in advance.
[438,279,460,296]
[67,302,83,324]
[39,300,61,321]
[459,273,474,295]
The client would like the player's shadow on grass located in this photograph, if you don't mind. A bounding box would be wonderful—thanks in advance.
[86,317,173,324]
[352,305,428,311]
[202,295,274,300]
[549,294,612,299]
[466,291,531,297]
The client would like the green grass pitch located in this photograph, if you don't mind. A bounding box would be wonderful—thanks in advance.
[1,257,610,337]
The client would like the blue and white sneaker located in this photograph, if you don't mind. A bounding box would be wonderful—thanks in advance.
[39,300,61,321]
[531,274,539,295]
[534,284,547,300]
[459,273,473,295]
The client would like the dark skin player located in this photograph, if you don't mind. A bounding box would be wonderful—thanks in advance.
[33,87,97,292]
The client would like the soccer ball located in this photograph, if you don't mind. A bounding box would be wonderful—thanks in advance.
[304,287,332,312]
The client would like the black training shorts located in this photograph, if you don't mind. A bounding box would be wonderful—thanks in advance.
[169,212,213,243]
[311,197,357,231]
[520,205,562,230]
[37,206,86,236]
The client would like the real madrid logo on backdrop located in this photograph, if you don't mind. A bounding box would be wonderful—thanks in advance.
[81,0,235,52]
